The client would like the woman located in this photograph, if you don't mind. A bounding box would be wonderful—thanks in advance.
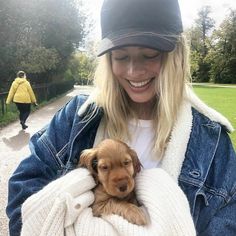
[6,71,37,129]
[7,0,236,235]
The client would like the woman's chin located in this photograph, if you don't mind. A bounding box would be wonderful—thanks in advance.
[128,92,156,104]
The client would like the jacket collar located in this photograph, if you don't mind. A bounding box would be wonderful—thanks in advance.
[161,99,192,182]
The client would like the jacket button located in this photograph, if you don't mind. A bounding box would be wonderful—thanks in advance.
[189,170,201,178]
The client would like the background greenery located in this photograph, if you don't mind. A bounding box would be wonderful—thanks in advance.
[193,85,236,148]
[0,0,94,90]
[187,7,236,84]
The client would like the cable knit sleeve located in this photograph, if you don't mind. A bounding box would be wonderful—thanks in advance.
[20,168,96,236]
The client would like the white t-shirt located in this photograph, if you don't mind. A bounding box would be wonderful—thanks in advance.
[127,119,161,169]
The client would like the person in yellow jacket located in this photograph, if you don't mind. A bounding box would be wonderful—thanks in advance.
[6,71,37,129]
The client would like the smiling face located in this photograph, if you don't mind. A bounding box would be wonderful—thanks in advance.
[111,46,162,107]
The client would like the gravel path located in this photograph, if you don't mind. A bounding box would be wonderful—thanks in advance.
[0,86,92,236]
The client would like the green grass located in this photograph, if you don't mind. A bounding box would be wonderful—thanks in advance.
[0,103,19,127]
[193,85,236,149]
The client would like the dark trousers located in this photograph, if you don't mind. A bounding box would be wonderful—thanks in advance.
[15,103,31,124]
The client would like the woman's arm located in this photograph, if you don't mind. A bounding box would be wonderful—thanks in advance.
[6,82,16,104]
[20,168,95,236]
[199,193,236,236]
[197,131,236,236]
[6,96,85,236]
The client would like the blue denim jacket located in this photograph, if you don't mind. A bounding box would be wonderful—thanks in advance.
[6,95,236,236]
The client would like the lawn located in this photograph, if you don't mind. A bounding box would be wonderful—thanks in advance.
[193,85,236,149]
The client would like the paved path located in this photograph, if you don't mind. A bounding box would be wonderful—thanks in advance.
[0,86,93,236]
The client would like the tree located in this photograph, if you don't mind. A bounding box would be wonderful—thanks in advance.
[0,0,87,89]
[66,51,97,85]
[209,10,236,83]
[188,6,215,82]
[195,6,215,57]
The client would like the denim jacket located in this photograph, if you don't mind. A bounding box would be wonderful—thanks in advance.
[6,95,236,236]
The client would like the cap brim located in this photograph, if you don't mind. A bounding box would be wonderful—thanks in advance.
[97,31,178,56]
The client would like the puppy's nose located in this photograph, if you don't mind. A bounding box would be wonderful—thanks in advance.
[118,184,127,192]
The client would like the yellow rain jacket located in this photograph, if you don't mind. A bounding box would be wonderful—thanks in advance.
[6,77,37,104]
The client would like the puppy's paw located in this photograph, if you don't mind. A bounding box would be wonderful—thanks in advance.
[124,205,148,225]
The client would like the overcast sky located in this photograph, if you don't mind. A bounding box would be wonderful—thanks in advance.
[84,0,236,40]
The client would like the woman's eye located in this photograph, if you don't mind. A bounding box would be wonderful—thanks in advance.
[113,55,128,61]
[143,53,161,59]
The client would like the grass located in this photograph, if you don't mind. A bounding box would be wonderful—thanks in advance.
[193,85,236,149]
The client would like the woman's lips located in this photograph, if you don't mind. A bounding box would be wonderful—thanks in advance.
[127,77,154,88]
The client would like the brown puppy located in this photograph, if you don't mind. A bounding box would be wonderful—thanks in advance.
[79,139,147,225]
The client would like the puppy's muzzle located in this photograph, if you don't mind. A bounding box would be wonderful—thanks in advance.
[113,177,134,195]
[116,181,128,192]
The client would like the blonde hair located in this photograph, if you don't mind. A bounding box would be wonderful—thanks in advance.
[93,34,191,156]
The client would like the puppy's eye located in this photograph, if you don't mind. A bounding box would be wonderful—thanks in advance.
[123,160,131,166]
[99,165,109,171]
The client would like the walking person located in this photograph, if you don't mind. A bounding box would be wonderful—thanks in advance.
[6,71,37,129]
[7,0,236,235]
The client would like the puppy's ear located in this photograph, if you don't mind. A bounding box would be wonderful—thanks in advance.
[129,148,142,175]
[79,148,98,176]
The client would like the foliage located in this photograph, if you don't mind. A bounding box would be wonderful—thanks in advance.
[194,6,215,57]
[208,10,236,83]
[188,7,236,84]
[66,51,97,85]
[0,0,87,88]
[19,47,60,73]
[187,6,215,83]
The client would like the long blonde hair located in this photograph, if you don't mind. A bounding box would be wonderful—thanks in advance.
[93,34,191,156]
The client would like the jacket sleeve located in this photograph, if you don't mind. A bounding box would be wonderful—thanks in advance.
[200,193,236,236]
[6,82,16,104]
[198,130,236,236]
[26,82,36,103]
[6,96,84,236]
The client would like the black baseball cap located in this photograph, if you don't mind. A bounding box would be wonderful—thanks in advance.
[97,0,183,56]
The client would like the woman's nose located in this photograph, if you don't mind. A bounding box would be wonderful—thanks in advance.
[127,60,146,78]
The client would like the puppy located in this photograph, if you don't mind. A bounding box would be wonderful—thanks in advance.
[79,138,147,225]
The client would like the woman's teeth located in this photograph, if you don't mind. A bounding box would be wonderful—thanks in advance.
[129,78,152,88]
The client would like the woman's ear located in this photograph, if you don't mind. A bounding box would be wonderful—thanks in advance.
[79,148,98,176]
[129,148,142,176]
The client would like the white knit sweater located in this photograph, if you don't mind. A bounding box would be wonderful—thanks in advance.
[21,168,196,236]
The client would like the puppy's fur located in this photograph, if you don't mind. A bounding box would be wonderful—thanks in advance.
[79,139,147,225]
